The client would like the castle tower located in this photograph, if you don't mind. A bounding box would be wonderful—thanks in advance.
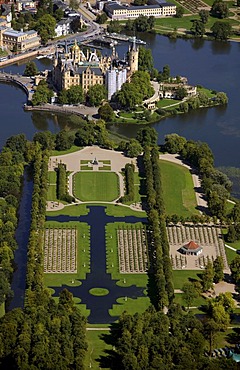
[71,40,81,64]
[128,36,139,74]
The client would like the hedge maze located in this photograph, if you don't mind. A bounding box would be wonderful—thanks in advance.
[167,224,228,270]
[44,228,77,273]
[117,225,148,273]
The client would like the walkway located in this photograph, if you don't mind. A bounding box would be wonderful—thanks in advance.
[159,153,208,213]
[0,71,35,99]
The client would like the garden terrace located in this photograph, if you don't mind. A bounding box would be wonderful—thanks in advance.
[167,223,228,270]
[44,227,77,273]
[117,225,148,274]
[177,0,210,14]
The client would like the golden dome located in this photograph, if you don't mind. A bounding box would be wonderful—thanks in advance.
[72,40,80,51]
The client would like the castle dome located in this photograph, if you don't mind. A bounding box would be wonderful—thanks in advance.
[72,40,80,51]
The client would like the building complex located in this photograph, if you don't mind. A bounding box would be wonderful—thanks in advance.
[103,0,176,20]
[52,39,139,99]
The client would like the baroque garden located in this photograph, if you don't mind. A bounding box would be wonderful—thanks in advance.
[44,144,229,321]
[1,128,240,369]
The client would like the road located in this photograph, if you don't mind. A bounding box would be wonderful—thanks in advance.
[0,5,103,68]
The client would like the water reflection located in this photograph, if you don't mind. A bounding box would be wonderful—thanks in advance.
[211,40,231,54]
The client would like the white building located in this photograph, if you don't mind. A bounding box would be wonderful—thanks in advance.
[104,1,176,20]
[106,67,127,100]
[55,18,71,37]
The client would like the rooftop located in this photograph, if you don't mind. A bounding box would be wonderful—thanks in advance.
[183,241,201,250]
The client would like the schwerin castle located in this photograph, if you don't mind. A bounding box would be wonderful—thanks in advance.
[52,39,139,100]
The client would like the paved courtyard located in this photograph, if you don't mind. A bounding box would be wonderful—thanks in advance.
[167,224,229,272]
[49,146,137,173]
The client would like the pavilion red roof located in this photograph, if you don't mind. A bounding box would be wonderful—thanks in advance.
[184,241,200,250]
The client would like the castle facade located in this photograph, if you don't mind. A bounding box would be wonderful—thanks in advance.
[52,39,139,99]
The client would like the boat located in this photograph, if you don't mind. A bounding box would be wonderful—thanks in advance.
[36,55,46,59]
[128,36,146,45]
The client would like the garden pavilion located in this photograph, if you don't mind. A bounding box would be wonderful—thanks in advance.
[179,240,203,256]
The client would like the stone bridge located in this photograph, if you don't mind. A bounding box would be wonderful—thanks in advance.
[0,71,35,101]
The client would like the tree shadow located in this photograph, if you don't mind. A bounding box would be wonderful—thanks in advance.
[96,323,123,369]
[226,327,240,345]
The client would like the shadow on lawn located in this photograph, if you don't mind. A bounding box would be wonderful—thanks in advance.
[96,323,123,370]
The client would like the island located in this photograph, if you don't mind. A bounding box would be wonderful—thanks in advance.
[17,38,228,126]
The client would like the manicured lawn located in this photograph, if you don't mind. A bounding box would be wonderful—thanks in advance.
[105,222,148,288]
[160,160,198,217]
[85,330,112,370]
[104,204,146,218]
[73,172,119,201]
[51,145,81,156]
[99,165,111,171]
[48,171,56,183]
[155,15,199,31]
[89,288,109,296]
[80,166,93,170]
[47,184,57,201]
[174,293,206,308]
[154,14,239,34]
[157,98,180,108]
[172,270,202,289]
[197,86,217,98]
[109,296,150,317]
[225,246,237,265]
[46,203,89,217]
[47,171,57,201]
[222,228,240,264]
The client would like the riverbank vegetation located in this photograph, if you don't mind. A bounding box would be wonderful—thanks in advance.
[0,134,29,315]
[0,141,88,369]
[106,0,240,41]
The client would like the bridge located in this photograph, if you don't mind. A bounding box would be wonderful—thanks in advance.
[0,71,35,101]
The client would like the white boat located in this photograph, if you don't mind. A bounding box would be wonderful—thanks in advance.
[36,55,46,59]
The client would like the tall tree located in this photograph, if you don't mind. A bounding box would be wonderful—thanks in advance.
[202,260,214,291]
[211,21,232,40]
[213,256,224,283]
[24,61,39,77]
[182,282,199,311]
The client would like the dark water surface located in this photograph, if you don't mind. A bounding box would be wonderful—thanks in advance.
[47,206,147,323]
[1,35,240,166]
[9,171,33,309]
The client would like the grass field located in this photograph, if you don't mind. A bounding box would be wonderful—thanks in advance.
[160,160,198,217]
[73,172,119,201]
[157,98,180,108]
[109,296,150,317]
[85,330,112,370]
[174,293,206,308]
[104,204,146,218]
[51,145,81,156]
[154,14,239,34]
[172,270,202,289]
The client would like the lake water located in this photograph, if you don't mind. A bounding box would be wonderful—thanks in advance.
[1,34,240,168]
